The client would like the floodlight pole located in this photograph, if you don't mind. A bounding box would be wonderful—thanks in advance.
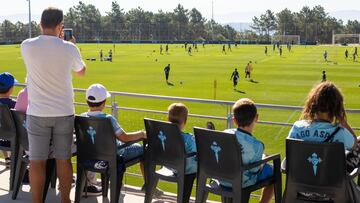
[28,0,32,38]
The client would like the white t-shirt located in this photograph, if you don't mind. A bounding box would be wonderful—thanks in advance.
[21,35,85,117]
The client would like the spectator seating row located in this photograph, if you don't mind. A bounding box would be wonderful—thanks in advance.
[0,104,359,203]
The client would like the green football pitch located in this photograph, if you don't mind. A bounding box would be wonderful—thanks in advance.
[0,43,359,202]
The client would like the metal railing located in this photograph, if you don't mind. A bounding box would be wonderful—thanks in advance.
[14,83,360,131]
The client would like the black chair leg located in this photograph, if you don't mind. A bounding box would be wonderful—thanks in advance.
[11,159,26,200]
[50,166,57,189]
[182,173,196,203]
[74,165,86,203]
[195,178,208,203]
[274,182,282,203]
[221,196,232,203]
[115,172,124,203]
[101,173,110,198]
[10,146,18,191]
[241,192,251,203]
[144,173,159,203]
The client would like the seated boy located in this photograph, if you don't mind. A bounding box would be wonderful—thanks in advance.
[81,84,148,196]
[220,98,273,203]
[167,103,197,174]
[0,72,18,168]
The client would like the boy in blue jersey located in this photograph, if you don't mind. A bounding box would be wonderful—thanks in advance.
[167,103,197,175]
[221,98,273,203]
[288,82,358,170]
[81,84,157,196]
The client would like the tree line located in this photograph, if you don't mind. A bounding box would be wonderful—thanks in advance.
[0,1,359,43]
[252,6,360,43]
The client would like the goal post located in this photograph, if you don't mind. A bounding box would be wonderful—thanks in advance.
[332,33,360,45]
[271,35,300,45]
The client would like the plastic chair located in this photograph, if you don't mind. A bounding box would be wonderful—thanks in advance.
[143,118,196,203]
[283,138,358,203]
[10,110,55,202]
[194,127,282,203]
[0,104,17,191]
[74,115,143,203]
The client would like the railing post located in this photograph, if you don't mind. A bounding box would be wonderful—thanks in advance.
[111,95,119,120]
[226,105,233,129]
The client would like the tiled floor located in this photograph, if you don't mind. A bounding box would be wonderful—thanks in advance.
[0,162,216,203]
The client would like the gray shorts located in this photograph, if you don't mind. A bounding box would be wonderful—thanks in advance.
[27,115,74,160]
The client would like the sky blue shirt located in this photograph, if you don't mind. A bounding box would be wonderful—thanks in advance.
[220,128,265,188]
[288,120,355,150]
[181,132,197,174]
[80,111,126,155]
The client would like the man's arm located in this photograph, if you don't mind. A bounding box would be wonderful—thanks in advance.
[74,67,86,77]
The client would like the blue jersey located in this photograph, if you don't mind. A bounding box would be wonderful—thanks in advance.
[220,128,265,188]
[181,132,197,174]
[80,111,126,155]
[288,120,355,150]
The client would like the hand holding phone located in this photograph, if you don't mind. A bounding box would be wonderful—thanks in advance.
[63,28,73,41]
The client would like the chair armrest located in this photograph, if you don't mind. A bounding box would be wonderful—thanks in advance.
[242,154,281,170]
[186,152,196,158]
[118,138,145,150]
[349,168,359,179]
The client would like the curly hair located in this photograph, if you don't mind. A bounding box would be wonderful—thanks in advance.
[301,82,346,124]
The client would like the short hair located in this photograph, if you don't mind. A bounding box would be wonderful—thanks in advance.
[0,87,11,94]
[41,7,63,29]
[87,100,106,108]
[167,103,188,125]
[232,98,257,127]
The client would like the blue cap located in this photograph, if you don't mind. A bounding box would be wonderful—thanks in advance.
[0,72,17,91]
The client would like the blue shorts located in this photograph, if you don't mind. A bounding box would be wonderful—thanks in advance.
[117,143,144,162]
[257,163,274,182]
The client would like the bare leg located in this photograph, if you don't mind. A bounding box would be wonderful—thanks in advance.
[259,184,274,203]
[3,151,8,158]
[56,159,73,203]
[30,160,46,203]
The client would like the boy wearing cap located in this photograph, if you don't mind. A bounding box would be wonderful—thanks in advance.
[81,84,150,196]
[0,72,18,168]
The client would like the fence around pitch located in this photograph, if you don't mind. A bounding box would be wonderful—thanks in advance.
[14,83,360,131]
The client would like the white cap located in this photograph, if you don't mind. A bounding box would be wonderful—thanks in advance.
[86,84,111,103]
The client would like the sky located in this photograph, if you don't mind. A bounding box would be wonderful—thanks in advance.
[1,0,359,23]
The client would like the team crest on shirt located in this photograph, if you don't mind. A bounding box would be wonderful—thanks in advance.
[158,131,167,151]
[307,153,322,176]
[87,126,96,144]
[211,141,222,163]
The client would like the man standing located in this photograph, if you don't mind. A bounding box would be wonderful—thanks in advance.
[164,64,171,83]
[21,7,86,203]
[100,49,103,61]
[230,68,240,90]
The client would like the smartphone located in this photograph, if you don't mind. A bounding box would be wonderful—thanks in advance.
[63,28,73,41]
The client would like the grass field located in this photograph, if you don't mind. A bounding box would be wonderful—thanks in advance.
[0,43,359,202]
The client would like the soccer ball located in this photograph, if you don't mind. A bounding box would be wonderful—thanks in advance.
[155,59,158,62]
[180,81,183,85]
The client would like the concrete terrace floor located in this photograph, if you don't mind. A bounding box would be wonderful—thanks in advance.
[0,161,217,203]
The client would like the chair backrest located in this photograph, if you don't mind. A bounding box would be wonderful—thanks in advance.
[0,104,16,141]
[11,110,28,150]
[284,138,348,202]
[194,127,242,184]
[74,116,117,163]
[144,118,186,172]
